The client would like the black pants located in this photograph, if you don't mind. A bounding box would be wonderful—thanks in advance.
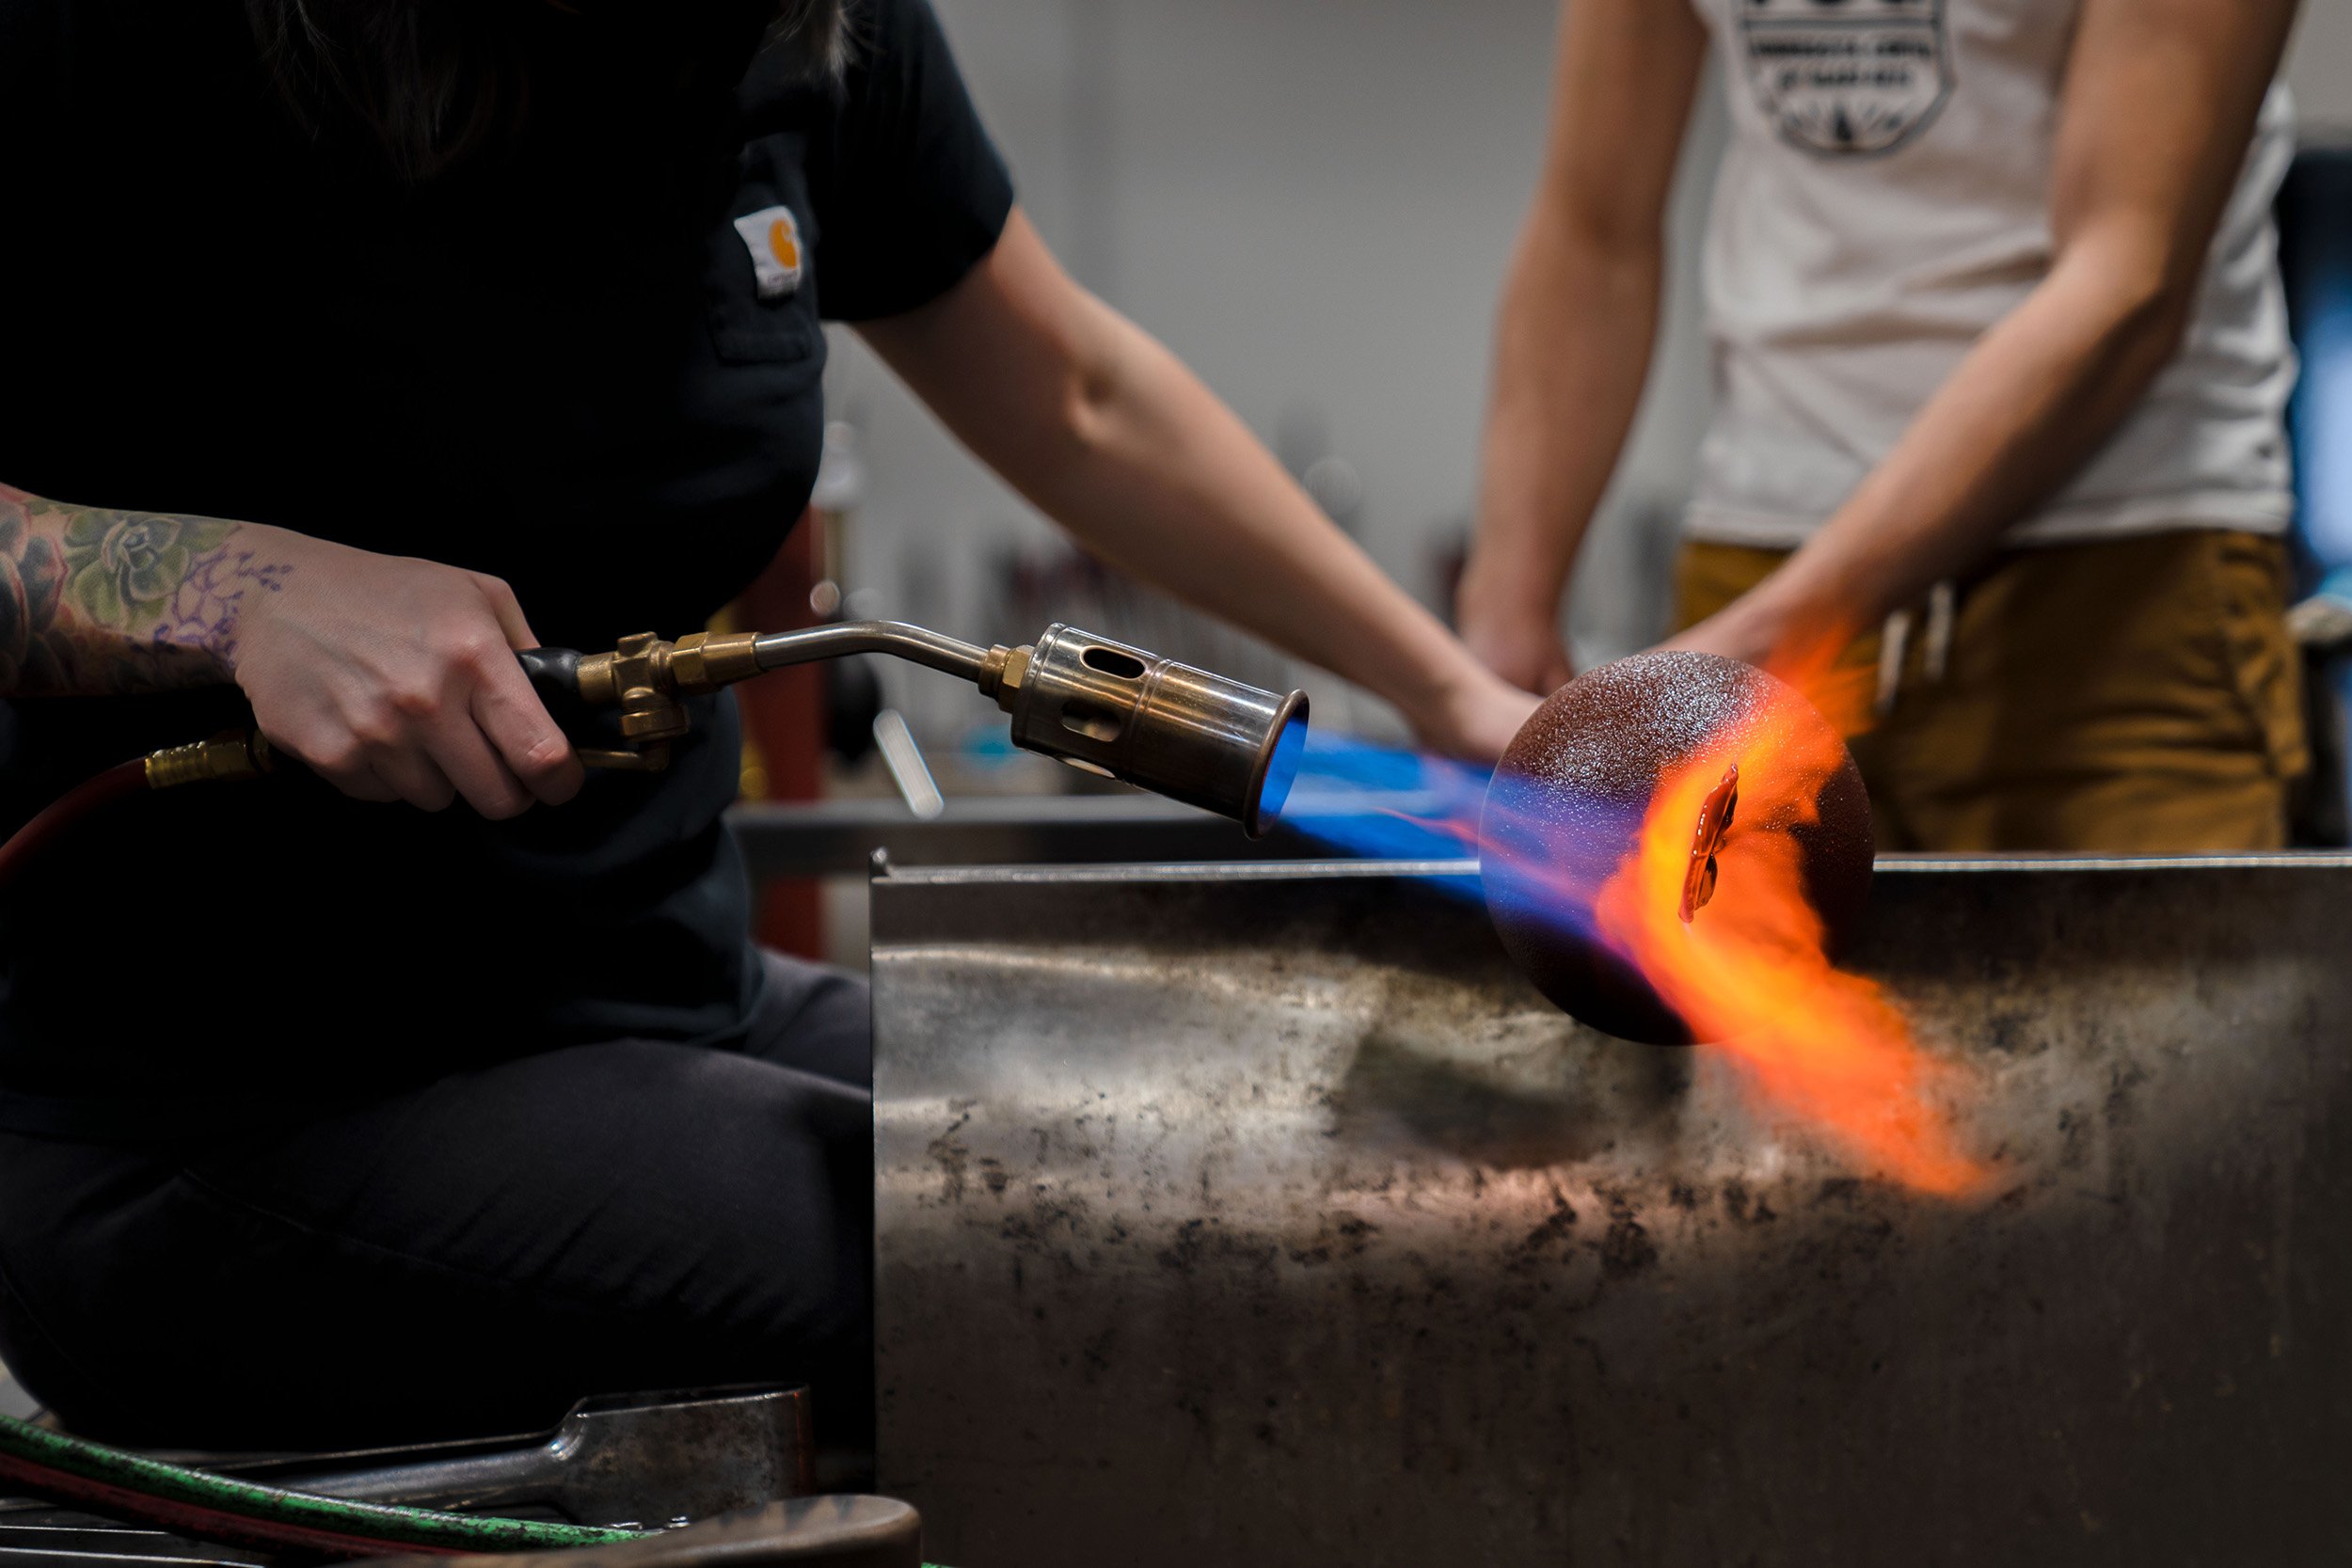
[0,953,873,1453]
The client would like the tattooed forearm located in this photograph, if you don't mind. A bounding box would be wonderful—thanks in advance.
[0,483,291,695]
[151,544,294,672]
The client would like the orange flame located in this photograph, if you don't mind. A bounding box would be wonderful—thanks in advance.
[1765,618,1879,741]
[1591,659,1987,1198]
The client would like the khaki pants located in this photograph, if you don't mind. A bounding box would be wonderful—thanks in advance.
[1675,531,2310,852]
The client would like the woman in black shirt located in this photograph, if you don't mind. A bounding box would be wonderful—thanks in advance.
[0,0,1534,1450]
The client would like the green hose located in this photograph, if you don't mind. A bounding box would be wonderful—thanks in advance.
[0,1409,644,1555]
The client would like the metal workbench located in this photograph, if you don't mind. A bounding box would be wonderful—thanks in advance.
[871,855,2352,1567]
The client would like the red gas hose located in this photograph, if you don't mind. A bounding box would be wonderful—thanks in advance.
[0,759,148,889]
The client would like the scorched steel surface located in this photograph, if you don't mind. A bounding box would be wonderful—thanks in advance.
[871,856,2352,1568]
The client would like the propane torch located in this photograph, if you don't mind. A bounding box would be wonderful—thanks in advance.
[9,622,1311,878]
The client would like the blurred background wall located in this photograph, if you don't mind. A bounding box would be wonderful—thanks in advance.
[821,0,2352,752]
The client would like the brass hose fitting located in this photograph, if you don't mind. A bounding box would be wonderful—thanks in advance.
[144,732,273,791]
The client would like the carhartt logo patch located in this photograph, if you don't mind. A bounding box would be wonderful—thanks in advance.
[733,205,804,299]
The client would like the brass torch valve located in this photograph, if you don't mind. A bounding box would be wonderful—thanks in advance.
[563,630,767,771]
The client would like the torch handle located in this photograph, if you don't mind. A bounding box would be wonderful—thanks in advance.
[515,646,595,732]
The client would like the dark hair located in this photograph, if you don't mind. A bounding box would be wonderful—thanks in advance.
[246,0,849,182]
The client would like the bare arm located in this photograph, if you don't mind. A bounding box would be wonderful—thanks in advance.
[1673,0,2302,666]
[0,481,576,816]
[1456,0,1708,693]
[857,210,1539,761]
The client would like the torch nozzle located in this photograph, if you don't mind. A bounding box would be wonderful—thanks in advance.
[977,625,1309,839]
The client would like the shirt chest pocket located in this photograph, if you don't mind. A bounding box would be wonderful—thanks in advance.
[707,135,823,366]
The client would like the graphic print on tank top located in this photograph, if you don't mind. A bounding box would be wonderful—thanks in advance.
[1738,0,1953,157]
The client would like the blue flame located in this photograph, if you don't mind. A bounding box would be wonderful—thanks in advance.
[1255,711,1309,825]
[1275,732,1492,866]
[1276,731,1639,956]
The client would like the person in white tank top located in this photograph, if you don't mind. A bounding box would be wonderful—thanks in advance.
[1458,0,2311,851]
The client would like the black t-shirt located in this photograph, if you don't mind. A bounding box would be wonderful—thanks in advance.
[0,0,1012,1135]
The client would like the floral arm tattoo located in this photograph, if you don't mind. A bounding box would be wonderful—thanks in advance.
[0,482,291,695]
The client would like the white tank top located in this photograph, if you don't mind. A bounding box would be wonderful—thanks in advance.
[1684,0,2297,549]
